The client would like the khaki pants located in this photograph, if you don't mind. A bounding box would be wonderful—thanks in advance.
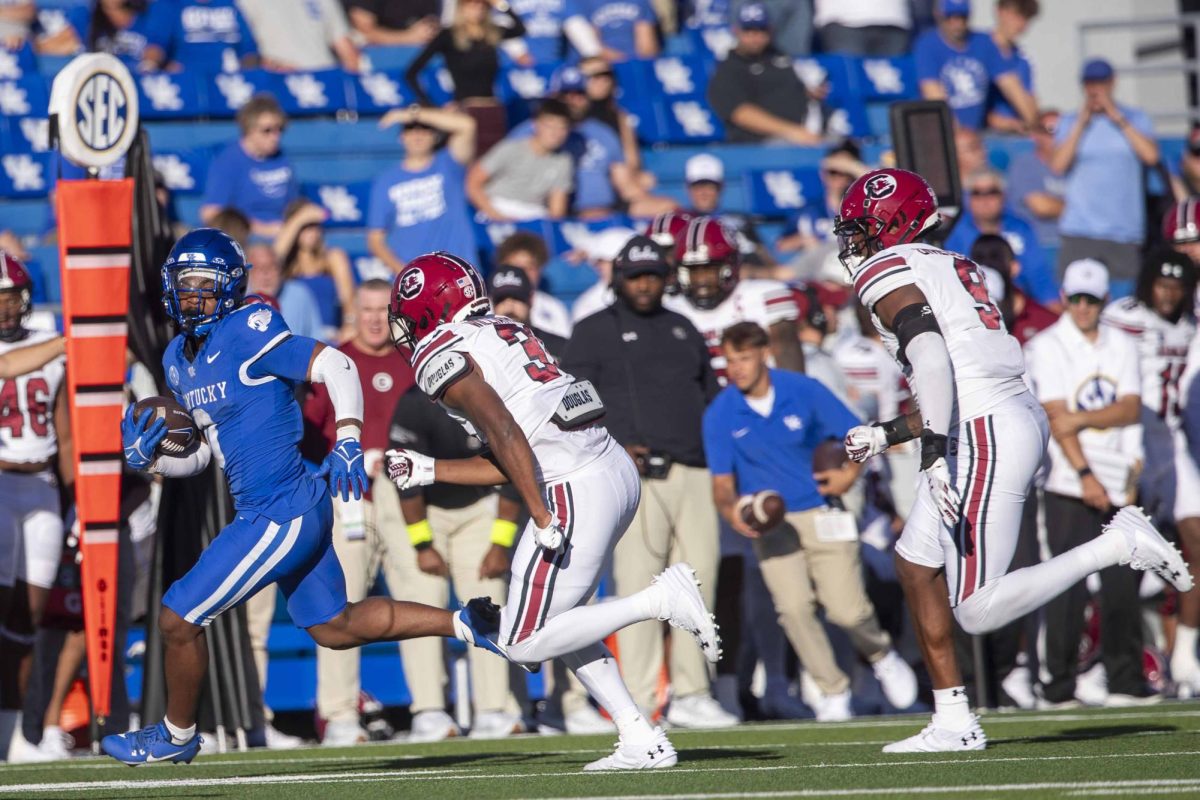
[757,508,891,695]
[613,464,719,713]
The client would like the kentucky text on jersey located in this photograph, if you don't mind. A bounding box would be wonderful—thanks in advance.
[181,381,228,407]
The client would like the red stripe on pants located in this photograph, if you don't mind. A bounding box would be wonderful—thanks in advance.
[514,483,569,643]
[960,417,991,602]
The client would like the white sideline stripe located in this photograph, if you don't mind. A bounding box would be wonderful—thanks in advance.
[536,782,1200,800]
[4,751,1198,793]
[753,708,1200,731]
[65,254,130,270]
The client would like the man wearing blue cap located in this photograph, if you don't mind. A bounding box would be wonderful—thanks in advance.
[913,0,1038,131]
[707,3,821,145]
[1050,58,1160,299]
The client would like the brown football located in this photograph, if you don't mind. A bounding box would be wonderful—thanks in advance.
[812,438,849,472]
[133,395,198,456]
[737,490,786,532]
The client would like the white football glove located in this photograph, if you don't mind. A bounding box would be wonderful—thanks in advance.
[532,518,565,552]
[923,457,961,527]
[844,424,889,463]
[385,448,436,491]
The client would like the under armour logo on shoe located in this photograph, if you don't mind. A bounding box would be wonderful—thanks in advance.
[961,732,978,746]
[951,688,967,698]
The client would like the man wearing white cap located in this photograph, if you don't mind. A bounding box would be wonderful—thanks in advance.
[1024,258,1155,705]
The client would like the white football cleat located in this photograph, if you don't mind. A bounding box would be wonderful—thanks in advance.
[1108,506,1193,592]
[654,563,721,664]
[582,727,677,771]
[409,709,460,743]
[469,711,525,739]
[872,650,918,710]
[814,690,852,722]
[264,723,303,750]
[665,693,739,729]
[37,726,75,760]
[321,719,368,747]
[882,715,987,753]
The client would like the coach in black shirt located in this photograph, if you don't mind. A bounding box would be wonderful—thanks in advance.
[562,235,734,728]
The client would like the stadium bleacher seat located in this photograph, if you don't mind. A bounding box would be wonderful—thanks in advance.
[745,167,826,217]
[301,181,373,228]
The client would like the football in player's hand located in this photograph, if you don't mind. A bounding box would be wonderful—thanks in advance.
[133,396,197,455]
[737,490,786,533]
[813,438,849,472]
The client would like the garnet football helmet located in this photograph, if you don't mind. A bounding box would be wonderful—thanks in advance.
[645,210,694,251]
[161,228,250,337]
[674,216,739,309]
[834,168,941,270]
[388,251,490,358]
[1164,198,1200,245]
[0,251,33,341]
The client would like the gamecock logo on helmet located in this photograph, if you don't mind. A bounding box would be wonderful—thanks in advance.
[864,174,897,200]
[399,268,425,300]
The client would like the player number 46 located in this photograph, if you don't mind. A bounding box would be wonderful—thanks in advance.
[0,377,50,438]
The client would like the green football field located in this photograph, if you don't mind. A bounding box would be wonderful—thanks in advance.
[4,704,1200,798]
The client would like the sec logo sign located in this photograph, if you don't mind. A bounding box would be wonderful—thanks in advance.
[76,72,127,153]
[49,53,140,170]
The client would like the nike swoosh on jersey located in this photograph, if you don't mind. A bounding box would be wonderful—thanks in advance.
[206,351,222,364]
[733,428,750,438]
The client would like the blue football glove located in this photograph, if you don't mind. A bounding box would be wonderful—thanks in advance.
[122,405,166,471]
[317,437,368,501]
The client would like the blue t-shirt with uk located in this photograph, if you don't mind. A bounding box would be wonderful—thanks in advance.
[1055,106,1154,245]
[512,117,623,211]
[202,141,299,224]
[581,0,655,56]
[943,209,1058,305]
[163,0,258,72]
[703,369,860,513]
[511,0,586,63]
[914,28,1011,130]
[67,5,171,63]
[367,149,476,263]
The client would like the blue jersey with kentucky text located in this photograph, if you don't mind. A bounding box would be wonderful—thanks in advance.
[163,303,325,522]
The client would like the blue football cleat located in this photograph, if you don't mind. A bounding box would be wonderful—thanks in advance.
[453,597,505,657]
[101,721,202,766]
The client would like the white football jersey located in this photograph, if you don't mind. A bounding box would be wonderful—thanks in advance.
[852,243,1027,423]
[1102,297,1194,430]
[412,315,610,483]
[0,330,66,463]
[669,278,799,381]
[833,333,909,423]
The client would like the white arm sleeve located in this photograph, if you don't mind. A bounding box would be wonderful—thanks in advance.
[905,330,954,440]
[310,346,364,438]
[563,16,602,57]
[150,441,212,477]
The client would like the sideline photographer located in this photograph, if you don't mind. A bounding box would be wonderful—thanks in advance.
[562,235,735,728]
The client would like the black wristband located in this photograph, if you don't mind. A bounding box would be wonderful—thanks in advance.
[1077,466,1093,479]
[920,429,948,470]
[880,416,918,447]
[414,540,433,552]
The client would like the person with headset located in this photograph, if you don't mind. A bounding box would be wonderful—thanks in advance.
[562,235,735,729]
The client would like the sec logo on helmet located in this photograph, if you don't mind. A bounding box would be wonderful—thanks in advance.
[865,174,897,200]
[399,268,425,300]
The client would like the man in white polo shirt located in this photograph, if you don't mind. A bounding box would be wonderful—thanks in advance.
[1025,258,1154,706]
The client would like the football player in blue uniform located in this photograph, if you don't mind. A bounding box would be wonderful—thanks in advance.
[103,229,501,766]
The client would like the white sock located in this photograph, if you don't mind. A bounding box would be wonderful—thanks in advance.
[1175,625,1199,666]
[932,687,972,731]
[507,588,662,663]
[562,644,654,744]
[164,717,196,745]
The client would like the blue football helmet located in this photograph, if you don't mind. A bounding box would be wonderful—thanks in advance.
[161,228,250,337]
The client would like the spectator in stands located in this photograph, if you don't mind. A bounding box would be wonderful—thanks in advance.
[161,0,259,73]
[777,145,869,267]
[345,0,441,46]
[1051,58,1159,299]
[708,3,821,145]
[813,0,911,57]
[683,154,775,271]
[954,125,987,181]
[0,1,32,44]
[239,0,361,72]
[580,56,645,176]
[970,234,1057,345]
[61,0,168,70]
[579,0,659,59]
[985,0,1039,133]
[511,0,603,63]
[200,94,299,237]
[276,201,356,342]
[494,231,573,338]
[944,168,1060,309]
[208,206,252,248]
[1006,109,1065,248]
[466,98,574,221]
[516,66,676,219]
[913,0,1037,131]
[489,266,567,354]
[245,240,325,340]
[368,105,477,271]
[404,0,527,156]
[1024,258,1152,707]
[1171,125,1200,200]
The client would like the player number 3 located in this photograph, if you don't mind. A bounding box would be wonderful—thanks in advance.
[495,323,561,384]
[954,257,1002,331]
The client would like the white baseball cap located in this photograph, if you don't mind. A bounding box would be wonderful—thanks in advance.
[1061,258,1109,299]
[685,153,724,185]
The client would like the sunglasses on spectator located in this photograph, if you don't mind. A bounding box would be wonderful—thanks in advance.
[970,187,1003,197]
[586,70,615,80]
[1067,293,1104,306]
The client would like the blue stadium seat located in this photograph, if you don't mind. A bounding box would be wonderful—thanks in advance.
[642,144,826,184]
[301,181,373,228]
[0,41,37,79]
[0,151,51,198]
[292,156,397,183]
[35,55,71,80]
[745,167,826,217]
[325,230,370,256]
[361,45,424,73]
[26,244,61,304]
[175,195,205,227]
[0,114,48,153]
[0,199,49,235]
[0,74,49,118]
[137,71,205,121]
[145,120,238,151]
[152,149,213,196]
[349,70,414,115]
[283,120,401,156]
[854,56,919,102]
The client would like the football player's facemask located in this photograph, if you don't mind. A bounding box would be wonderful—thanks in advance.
[388,251,490,361]
[675,217,738,310]
[161,228,249,338]
[834,168,941,272]
[0,251,33,342]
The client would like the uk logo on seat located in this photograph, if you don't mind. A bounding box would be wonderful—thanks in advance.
[763,171,805,209]
[359,72,403,107]
[284,74,328,110]
[671,102,715,137]
[862,60,904,96]
[0,81,31,116]
[153,154,195,191]
[3,154,45,192]
[215,73,254,110]
[654,58,695,95]
[140,75,183,112]
[318,185,362,223]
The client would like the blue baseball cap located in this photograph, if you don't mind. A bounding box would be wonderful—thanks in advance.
[551,65,586,94]
[939,0,970,17]
[1081,58,1114,83]
[737,2,770,30]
